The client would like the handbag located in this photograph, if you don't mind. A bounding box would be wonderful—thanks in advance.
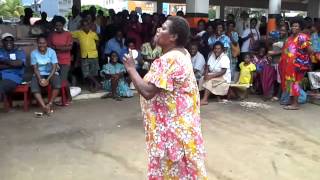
[231,43,240,57]
[249,29,260,52]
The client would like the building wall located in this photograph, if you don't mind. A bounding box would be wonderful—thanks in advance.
[41,0,59,17]
[209,0,307,11]
[40,0,73,18]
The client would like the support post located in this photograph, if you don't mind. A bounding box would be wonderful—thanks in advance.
[268,0,281,33]
[186,0,209,28]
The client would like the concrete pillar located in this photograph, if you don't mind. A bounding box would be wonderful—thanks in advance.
[268,0,281,33]
[307,0,320,19]
[157,0,163,14]
[186,0,209,28]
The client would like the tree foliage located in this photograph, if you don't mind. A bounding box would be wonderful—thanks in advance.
[0,0,24,18]
[65,5,109,18]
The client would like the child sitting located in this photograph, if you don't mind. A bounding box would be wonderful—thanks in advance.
[100,51,133,101]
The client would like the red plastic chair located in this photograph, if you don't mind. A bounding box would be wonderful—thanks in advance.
[3,84,31,112]
[47,80,69,106]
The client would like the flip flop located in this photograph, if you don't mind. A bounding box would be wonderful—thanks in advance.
[34,112,44,118]
[200,101,209,106]
[101,93,113,99]
[113,96,123,101]
[283,105,299,110]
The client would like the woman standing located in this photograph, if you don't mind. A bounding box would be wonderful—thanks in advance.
[123,16,207,179]
[280,20,312,110]
[48,16,73,105]
[226,21,240,81]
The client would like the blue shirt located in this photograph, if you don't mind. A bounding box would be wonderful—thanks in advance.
[208,34,231,49]
[104,38,127,57]
[31,48,58,76]
[0,48,26,84]
[311,32,320,52]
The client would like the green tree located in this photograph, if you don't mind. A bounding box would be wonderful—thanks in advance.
[0,0,24,18]
[65,5,109,18]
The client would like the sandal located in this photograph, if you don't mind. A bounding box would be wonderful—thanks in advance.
[200,101,209,106]
[283,105,299,110]
[34,112,44,118]
[113,96,122,101]
[45,103,53,115]
[101,93,113,99]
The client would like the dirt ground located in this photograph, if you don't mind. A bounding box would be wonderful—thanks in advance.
[0,96,320,180]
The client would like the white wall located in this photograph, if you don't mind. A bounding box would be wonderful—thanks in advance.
[41,0,59,18]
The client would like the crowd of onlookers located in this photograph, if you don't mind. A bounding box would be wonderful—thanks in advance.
[1,5,320,115]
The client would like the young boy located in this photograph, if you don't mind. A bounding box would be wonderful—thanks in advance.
[72,19,101,92]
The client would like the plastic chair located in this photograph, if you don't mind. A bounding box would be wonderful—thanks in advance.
[3,84,31,112]
[47,80,69,106]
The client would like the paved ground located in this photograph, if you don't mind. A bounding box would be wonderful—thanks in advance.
[0,96,320,180]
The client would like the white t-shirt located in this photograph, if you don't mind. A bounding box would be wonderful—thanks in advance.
[207,53,231,83]
[191,51,206,75]
[241,28,260,53]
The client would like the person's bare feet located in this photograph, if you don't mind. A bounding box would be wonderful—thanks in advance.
[283,105,299,110]
[200,100,209,106]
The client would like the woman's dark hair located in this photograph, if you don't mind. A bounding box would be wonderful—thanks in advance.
[109,51,120,63]
[52,15,66,25]
[250,18,258,24]
[291,18,304,30]
[227,14,235,20]
[213,41,224,49]
[80,19,89,26]
[37,35,47,42]
[125,38,136,47]
[167,16,190,47]
[226,20,236,27]
[215,21,225,31]
[258,43,268,53]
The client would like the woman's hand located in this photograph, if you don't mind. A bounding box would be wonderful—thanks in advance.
[40,79,49,87]
[111,74,120,80]
[123,54,136,73]
[204,74,213,81]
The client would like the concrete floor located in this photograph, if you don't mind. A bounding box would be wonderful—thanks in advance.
[0,97,320,180]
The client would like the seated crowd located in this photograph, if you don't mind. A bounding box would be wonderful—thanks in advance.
[1,6,320,115]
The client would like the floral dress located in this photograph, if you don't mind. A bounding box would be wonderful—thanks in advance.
[141,49,207,180]
[141,42,162,70]
[100,63,133,97]
[280,33,311,97]
[311,32,320,64]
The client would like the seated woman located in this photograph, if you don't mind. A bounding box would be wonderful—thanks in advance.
[31,36,61,115]
[200,41,231,105]
[100,51,133,100]
[141,38,162,73]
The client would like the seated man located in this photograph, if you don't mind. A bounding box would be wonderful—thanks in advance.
[104,29,127,61]
[30,36,61,115]
[0,33,26,102]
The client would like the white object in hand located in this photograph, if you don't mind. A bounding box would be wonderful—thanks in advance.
[130,49,139,59]
[9,53,16,60]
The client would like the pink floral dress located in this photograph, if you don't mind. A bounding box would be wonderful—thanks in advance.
[141,49,207,180]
